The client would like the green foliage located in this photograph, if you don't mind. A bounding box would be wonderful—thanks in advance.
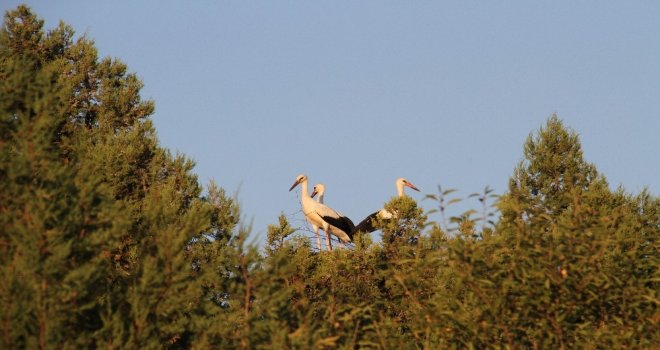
[266,213,296,253]
[376,196,427,250]
[0,6,239,349]
[1,6,657,349]
[245,116,657,349]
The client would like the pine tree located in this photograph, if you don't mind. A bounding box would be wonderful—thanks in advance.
[498,114,609,228]
[0,6,245,349]
[0,7,127,348]
[481,115,659,347]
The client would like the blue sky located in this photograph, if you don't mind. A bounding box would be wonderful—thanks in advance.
[5,2,660,242]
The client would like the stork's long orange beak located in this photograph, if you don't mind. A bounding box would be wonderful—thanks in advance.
[406,182,420,192]
[289,179,301,192]
[310,190,318,198]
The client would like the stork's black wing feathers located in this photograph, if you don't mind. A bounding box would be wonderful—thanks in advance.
[352,211,379,235]
[321,214,356,240]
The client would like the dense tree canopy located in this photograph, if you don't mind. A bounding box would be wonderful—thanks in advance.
[1,6,657,349]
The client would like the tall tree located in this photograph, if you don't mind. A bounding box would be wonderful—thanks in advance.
[0,6,128,349]
[0,6,244,349]
[499,114,609,227]
[484,116,658,348]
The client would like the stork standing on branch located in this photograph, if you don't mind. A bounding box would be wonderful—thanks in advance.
[352,177,420,234]
[289,174,355,251]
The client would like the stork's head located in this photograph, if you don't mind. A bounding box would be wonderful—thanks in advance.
[396,177,420,194]
[310,183,325,199]
[289,174,308,191]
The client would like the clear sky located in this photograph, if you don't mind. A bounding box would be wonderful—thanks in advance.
[5,1,660,243]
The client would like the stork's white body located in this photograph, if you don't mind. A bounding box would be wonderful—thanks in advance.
[311,184,333,251]
[298,183,323,251]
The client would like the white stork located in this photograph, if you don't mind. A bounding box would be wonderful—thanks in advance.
[289,175,355,251]
[352,177,420,234]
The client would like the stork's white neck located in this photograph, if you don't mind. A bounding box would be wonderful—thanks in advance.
[396,180,405,197]
[300,179,310,199]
